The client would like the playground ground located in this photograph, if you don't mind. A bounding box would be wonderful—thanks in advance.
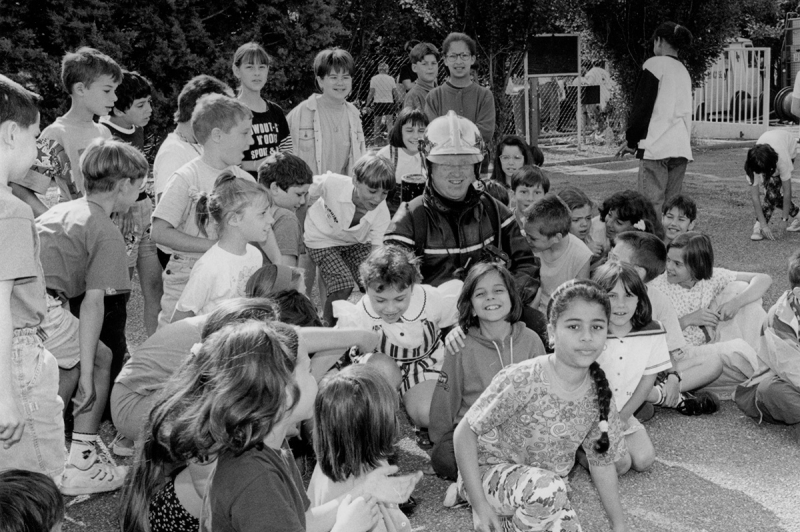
[63,144,800,532]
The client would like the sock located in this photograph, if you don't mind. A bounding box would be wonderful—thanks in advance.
[68,432,97,468]
[653,384,665,406]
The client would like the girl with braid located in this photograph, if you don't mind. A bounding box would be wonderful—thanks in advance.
[453,279,629,532]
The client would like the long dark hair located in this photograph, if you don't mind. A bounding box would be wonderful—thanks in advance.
[457,262,523,331]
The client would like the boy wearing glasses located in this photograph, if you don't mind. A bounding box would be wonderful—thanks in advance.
[424,33,495,148]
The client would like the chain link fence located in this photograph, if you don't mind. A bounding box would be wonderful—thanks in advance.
[348,46,617,153]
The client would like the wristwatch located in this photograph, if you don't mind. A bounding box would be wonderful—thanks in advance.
[666,371,682,382]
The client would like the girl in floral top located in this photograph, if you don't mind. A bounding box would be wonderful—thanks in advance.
[454,279,628,532]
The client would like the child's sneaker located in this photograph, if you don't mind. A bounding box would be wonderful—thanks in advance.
[110,434,135,457]
[750,221,763,241]
[60,442,128,496]
[443,482,460,507]
[787,218,800,232]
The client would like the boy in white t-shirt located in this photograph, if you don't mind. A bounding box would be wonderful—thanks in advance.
[521,194,592,315]
[745,129,800,241]
[304,153,395,326]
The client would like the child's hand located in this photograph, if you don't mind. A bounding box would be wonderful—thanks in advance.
[662,375,682,408]
[0,394,24,449]
[472,501,503,532]
[684,308,719,328]
[362,465,422,504]
[334,493,379,532]
[760,224,776,241]
[587,240,604,256]
[72,374,97,417]
[444,326,466,355]
[716,299,741,321]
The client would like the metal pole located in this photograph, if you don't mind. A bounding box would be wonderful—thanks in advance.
[576,35,582,151]
[524,52,530,144]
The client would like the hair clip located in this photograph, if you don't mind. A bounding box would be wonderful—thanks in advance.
[189,342,203,357]
[598,420,609,433]
[633,219,646,231]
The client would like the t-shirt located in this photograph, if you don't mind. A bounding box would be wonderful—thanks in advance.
[403,79,434,114]
[0,185,47,329]
[649,268,737,347]
[370,73,397,103]
[152,132,202,199]
[115,315,205,395]
[750,129,797,185]
[19,115,111,200]
[465,355,626,475]
[304,172,391,249]
[534,234,592,315]
[596,321,672,411]
[174,243,263,316]
[647,284,687,352]
[242,102,292,162]
[376,145,425,184]
[317,100,352,176]
[99,118,145,150]
[36,198,130,300]
[211,445,310,532]
[273,207,305,259]
[151,158,253,258]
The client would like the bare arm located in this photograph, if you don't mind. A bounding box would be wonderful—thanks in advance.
[170,309,195,324]
[256,231,283,265]
[277,254,298,267]
[75,289,105,416]
[10,183,48,218]
[454,418,503,532]
[150,218,215,254]
[749,183,769,228]
[717,271,772,320]
[0,281,24,448]
[588,463,627,531]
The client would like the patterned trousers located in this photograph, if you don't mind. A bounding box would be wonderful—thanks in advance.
[458,463,581,531]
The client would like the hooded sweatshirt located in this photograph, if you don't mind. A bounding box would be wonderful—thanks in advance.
[429,321,546,443]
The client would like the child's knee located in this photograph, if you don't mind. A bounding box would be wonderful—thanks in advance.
[93,342,113,372]
[630,447,655,472]
[615,452,632,475]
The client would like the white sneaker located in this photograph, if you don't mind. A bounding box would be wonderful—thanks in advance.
[787,219,800,232]
[443,482,460,507]
[751,221,763,241]
[110,434,135,457]
[60,442,128,496]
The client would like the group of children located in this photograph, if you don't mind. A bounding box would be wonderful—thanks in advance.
[3,30,800,532]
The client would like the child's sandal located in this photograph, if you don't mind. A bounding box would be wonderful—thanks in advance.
[676,391,720,416]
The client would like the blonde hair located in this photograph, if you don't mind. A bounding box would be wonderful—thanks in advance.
[191,93,252,144]
[195,172,271,237]
[81,138,148,194]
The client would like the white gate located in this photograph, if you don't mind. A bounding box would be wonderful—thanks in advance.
[693,46,771,139]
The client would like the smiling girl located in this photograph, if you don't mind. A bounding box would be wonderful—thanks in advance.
[333,245,461,431]
[377,107,429,216]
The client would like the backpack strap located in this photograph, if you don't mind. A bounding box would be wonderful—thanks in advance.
[408,195,427,257]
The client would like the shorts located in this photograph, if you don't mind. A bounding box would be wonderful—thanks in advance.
[373,102,395,117]
[110,381,158,442]
[158,253,199,329]
[307,244,372,297]
[41,294,80,370]
[0,329,65,484]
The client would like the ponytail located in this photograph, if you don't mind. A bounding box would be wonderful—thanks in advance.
[195,191,212,238]
[589,361,612,454]
[194,171,266,238]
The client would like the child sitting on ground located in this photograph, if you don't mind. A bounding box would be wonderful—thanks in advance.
[403,42,440,113]
[650,231,771,397]
[661,194,697,245]
[376,107,429,216]
[429,262,545,482]
[309,365,424,532]
[170,173,272,322]
[558,185,604,257]
[490,136,533,189]
[522,194,592,315]
[305,154,395,326]
[745,129,800,241]
[735,248,800,426]
[258,153,313,268]
[333,245,461,435]
[593,261,671,471]
[590,189,665,262]
[151,93,281,329]
[453,280,628,531]
[510,165,549,228]
[0,470,64,532]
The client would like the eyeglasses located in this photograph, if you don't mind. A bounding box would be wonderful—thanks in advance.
[500,155,524,162]
[446,53,472,62]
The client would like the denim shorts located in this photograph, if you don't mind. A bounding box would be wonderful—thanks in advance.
[41,294,80,369]
[0,329,65,484]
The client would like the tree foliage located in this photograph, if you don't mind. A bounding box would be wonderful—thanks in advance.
[0,0,347,145]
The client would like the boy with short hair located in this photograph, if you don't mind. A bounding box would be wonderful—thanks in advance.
[661,194,697,244]
[521,194,592,315]
[0,470,65,532]
[10,47,122,214]
[152,94,281,329]
[404,42,439,113]
[510,165,549,228]
[99,70,162,337]
[257,152,313,267]
[36,138,143,494]
[0,74,65,484]
[424,33,495,147]
[745,129,800,241]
